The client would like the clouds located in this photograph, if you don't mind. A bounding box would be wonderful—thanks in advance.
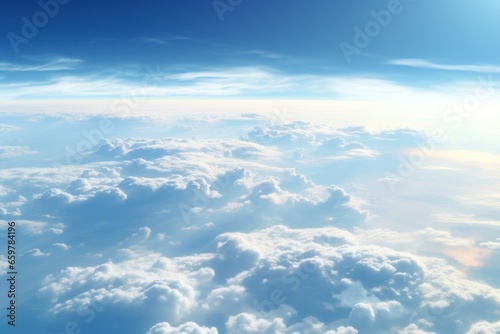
[0,65,297,100]
[26,248,51,257]
[2,57,500,101]
[37,234,214,332]
[0,57,83,72]
[146,322,218,334]
[39,243,208,322]
[480,240,500,250]
[466,320,500,334]
[1,115,499,333]
[219,225,500,333]
[135,36,191,46]
[0,219,63,235]
[0,123,22,133]
[225,312,286,333]
[388,59,500,74]
[0,145,37,158]
[0,127,374,249]
[37,224,500,333]
[3,1,500,332]
[27,226,440,333]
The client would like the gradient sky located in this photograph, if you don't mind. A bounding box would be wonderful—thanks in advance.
[2,0,500,100]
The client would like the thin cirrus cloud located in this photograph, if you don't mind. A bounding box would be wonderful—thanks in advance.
[246,50,286,59]
[1,55,499,100]
[0,76,132,100]
[432,213,500,227]
[0,57,83,72]
[0,65,482,101]
[0,145,37,158]
[134,36,191,45]
[388,58,500,73]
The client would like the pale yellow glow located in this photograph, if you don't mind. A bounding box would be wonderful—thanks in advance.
[0,98,452,129]
[432,150,500,170]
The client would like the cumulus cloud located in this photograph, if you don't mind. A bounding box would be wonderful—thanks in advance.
[36,225,500,333]
[1,116,498,333]
[480,239,500,250]
[146,322,218,334]
[467,320,500,334]
[226,312,286,333]
[52,243,70,251]
[26,248,51,257]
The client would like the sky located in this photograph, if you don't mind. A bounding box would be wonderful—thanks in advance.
[1,1,500,333]
[2,0,500,100]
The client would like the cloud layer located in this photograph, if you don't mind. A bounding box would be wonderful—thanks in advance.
[0,116,499,333]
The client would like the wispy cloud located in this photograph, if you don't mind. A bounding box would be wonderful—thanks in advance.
[0,76,131,100]
[0,124,21,133]
[136,37,169,45]
[0,67,296,99]
[135,36,191,45]
[246,50,286,59]
[0,64,496,102]
[0,146,37,158]
[227,49,314,64]
[388,58,500,73]
[433,213,500,227]
[480,240,500,250]
[0,57,83,72]
[1,66,432,100]
[320,77,428,100]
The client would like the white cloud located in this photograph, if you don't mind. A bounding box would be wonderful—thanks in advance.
[0,124,22,132]
[467,320,500,334]
[1,63,496,103]
[27,196,500,333]
[226,312,286,334]
[0,57,83,72]
[414,228,473,247]
[0,220,64,235]
[52,243,70,251]
[146,322,218,334]
[399,324,436,334]
[388,59,500,73]
[26,248,51,257]
[0,185,13,197]
[135,36,190,45]
[480,240,500,250]
[432,213,500,227]
[0,145,37,158]
[1,115,499,333]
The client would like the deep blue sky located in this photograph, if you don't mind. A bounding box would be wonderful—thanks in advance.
[2,0,500,99]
